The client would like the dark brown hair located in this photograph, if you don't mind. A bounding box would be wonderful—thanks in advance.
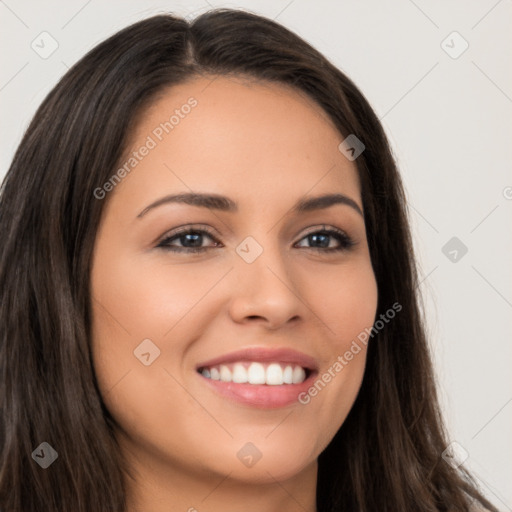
[0,9,497,512]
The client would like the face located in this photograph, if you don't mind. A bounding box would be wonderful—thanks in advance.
[90,75,378,488]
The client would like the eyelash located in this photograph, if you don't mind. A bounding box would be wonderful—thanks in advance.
[156,225,356,254]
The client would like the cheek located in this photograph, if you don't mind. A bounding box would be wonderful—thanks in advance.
[90,250,220,339]
[296,259,377,444]
[89,248,229,396]
[309,259,378,343]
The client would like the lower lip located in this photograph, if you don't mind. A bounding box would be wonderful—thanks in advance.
[197,372,317,409]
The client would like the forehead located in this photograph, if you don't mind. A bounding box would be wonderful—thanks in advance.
[111,75,361,211]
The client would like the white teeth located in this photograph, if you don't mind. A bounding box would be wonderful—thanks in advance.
[200,362,308,385]
[219,365,231,382]
[283,365,293,384]
[292,366,306,384]
[248,362,266,384]
[266,363,283,385]
[232,363,248,383]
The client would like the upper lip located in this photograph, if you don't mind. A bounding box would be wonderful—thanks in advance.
[196,347,319,372]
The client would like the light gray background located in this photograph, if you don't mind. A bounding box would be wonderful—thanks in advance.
[1,0,511,509]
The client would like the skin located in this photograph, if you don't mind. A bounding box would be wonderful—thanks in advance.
[90,75,378,512]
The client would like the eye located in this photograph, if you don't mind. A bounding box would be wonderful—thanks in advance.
[294,226,356,252]
[156,226,221,253]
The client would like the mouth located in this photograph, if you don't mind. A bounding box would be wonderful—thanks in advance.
[197,361,313,385]
[195,347,318,409]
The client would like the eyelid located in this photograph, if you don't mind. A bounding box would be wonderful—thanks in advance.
[157,224,221,244]
[300,224,345,237]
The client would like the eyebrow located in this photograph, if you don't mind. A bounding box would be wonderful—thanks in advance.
[136,192,363,218]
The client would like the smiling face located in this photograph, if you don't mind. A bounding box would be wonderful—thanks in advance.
[90,75,378,495]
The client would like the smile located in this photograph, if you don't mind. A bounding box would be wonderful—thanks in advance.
[195,347,319,409]
[198,361,309,385]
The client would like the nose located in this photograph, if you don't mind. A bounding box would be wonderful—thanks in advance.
[228,245,304,330]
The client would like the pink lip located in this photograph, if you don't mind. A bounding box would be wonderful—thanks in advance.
[195,346,319,409]
[195,346,318,371]
[198,374,317,409]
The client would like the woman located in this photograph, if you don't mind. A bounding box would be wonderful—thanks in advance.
[0,9,498,512]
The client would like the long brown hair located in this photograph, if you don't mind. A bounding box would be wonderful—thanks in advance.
[0,9,497,511]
